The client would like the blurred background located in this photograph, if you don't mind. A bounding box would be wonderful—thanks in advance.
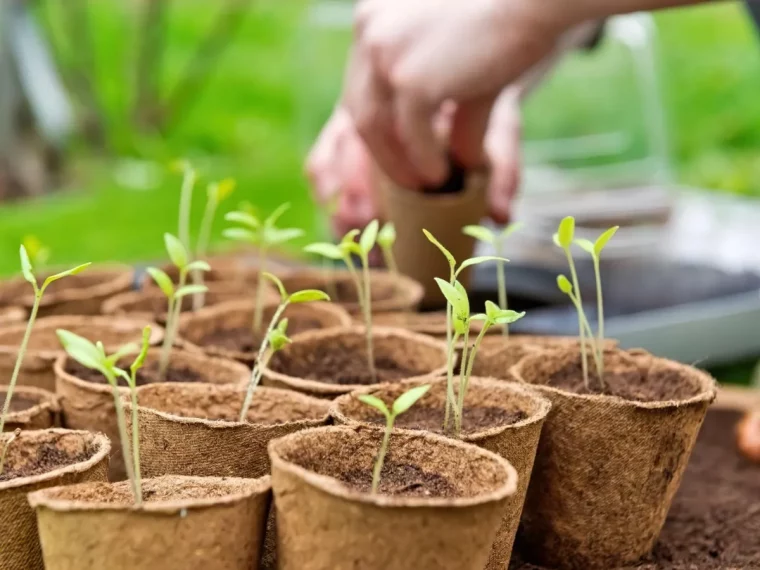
[2,0,760,380]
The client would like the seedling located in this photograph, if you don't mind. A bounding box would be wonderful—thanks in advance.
[192,178,236,310]
[358,384,431,493]
[377,222,398,279]
[462,223,522,336]
[57,327,150,504]
[224,203,304,333]
[239,272,329,421]
[305,220,379,381]
[174,160,197,255]
[435,279,524,435]
[0,247,90,474]
[21,235,51,271]
[423,229,507,428]
[147,233,210,381]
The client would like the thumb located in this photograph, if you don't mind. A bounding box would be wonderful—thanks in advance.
[449,95,497,169]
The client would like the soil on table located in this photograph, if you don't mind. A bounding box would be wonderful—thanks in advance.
[0,395,41,414]
[197,318,325,354]
[364,406,526,436]
[65,360,206,387]
[339,462,460,498]
[510,409,760,569]
[0,440,96,482]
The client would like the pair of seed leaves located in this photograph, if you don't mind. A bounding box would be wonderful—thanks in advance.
[146,234,210,301]
[19,245,90,293]
[224,203,304,247]
[305,220,395,261]
[358,384,431,422]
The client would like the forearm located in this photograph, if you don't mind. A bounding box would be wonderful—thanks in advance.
[574,0,711,21]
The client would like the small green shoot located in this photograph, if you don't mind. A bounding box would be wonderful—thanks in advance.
[358,384,431,493]
[239,272,329,421]
[462,223,522,336]
[147,234,210,381]
[56,329,145,503]
[174,160,197,255]
[21,235,51,271]
[0,247,90,475]
[224,203,304,333]
[377,222,398,279]
[306,220,380,382]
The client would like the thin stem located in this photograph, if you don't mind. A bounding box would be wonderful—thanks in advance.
[565,249,589,390]
[0,429,20,476]
[129,376,142,505]
[106,371,138,503]
[593,256,605,380]
[192,198,217,310]
[382,246,398,280]
[371,414,394,494]
[322,259,338,301]
[240,301,289,421]
[158,271,186,382]
[496,242,508,337]
[252,247,267,333]
[464,324,490,393]
[569,292,604,390]
[0,290,41,435]
[178,169,195,254]
[361,255,376,383]
[444,331,461,434]
[455,326,471,437]
[345,257,375,381]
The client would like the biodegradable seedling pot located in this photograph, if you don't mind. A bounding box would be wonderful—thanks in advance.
[281,268,424,314]
[0,266,134,318]
[179,300,352,366]
[510,347,717,569]
[0,306,25,326]
[331,377,551,570]
[262,326,449,398]
[1,386,59,431]
[28,475,272,570]
[269,425,518,570]
[0,315,164,392]
[0,429,109,570]
[378,172,487,309]
[55,348,248,481]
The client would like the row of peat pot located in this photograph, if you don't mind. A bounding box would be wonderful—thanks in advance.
[0,338,716,570]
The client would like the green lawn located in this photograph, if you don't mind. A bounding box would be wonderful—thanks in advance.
[1,1,759,276]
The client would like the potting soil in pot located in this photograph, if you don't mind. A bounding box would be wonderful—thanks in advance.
[363,406,527,435]
[0,434,98,482]
[0,394,40,415]
[64,359,208,385]
[197,318,327,355]
[510,408,760,569]
[338,463,460,497]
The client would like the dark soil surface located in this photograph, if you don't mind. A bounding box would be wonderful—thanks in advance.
[510,409,760,569]
[364,406,527,436]
[65,360,206,387]
[0,395,40,414]
[0,441,95,482]
[197,318,325,354]
[339,462,460,498]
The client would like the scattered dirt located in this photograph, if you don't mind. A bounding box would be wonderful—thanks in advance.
[364,406,527,436]
[65,360,206,387]
[197,318,325,354]
[339,462,460,498]
[0,441,95,482]
[509,409,760,569]
[0,395,40,414]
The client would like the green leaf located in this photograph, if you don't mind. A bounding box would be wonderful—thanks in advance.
[434,278,463,311]
[500,222,523,239]
[56,329,104,371]
[491,310,526,325]
[470,313,488,322]
[557,274,573,295]
[462,225,495,244]
[19,245,35,285]
[267,328,292,351]
[223,228,259,244]
[164,233,188,269]
[392,384,431,416]
[224,211,260,229]
[552,233,561,247]
[455,256,508,277]
[277,318,289,334]
[357,394,390,418]
[175,284,209,299]
[557,216,575,249]
[484,300,500,321]
[359,220,379,255]
[263,227,304,245]
[105,343,139,367]
[453,280,470,318]
[423,229,455,271]
[377,222,396,248]
[43,263,91,287]
[264,203,291,228]
[340,240,361,257]
[304,243,345,261]
[262,271,288,300]
[594,226,619,256]
[215,178,236,202]
[288,289,330,304]
[131,326,152,373]
[575,238,595,255]
[146,267,175,298]
[186,260,212,273]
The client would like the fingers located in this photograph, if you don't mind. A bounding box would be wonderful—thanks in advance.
[395,94,447,185]
[449,95,496,169]
[485,88,522,222]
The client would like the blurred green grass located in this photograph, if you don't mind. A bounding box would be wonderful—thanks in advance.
[1,1,759,277]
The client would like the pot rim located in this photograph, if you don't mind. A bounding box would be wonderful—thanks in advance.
[0,428,110,491]
[0,385,60,424]
[269,425,519,509]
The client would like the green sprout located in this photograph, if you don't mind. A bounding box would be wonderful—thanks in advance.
[377,222,398,279]
[306,220,379,382]
[462,223,522,336]
[239,272,330,421]
[192,178,236,310]
[358,384,431,493]
[224,203,305,334]
[21,235,51,271]
[0,247,90,474]
[423,229,508,429]
[435,279,524,435]
[57,327,151,504]
[174,160,197,255]
[147,233,210,381]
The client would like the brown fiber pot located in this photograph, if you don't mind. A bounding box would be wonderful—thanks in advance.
[0,306,25,326]
[1,386,59,431]
[0,266,134,317]
[28,475,272,570]
[269,425,518,570]
[178,299,352,366]
[55,348,248,481]
[0,315,164,392]
[378,172,487,309]
[510,347,717,569]
[0,429,110,570]
[281,268,424,314]
[261,326,449,398]
[331,377,551,569]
